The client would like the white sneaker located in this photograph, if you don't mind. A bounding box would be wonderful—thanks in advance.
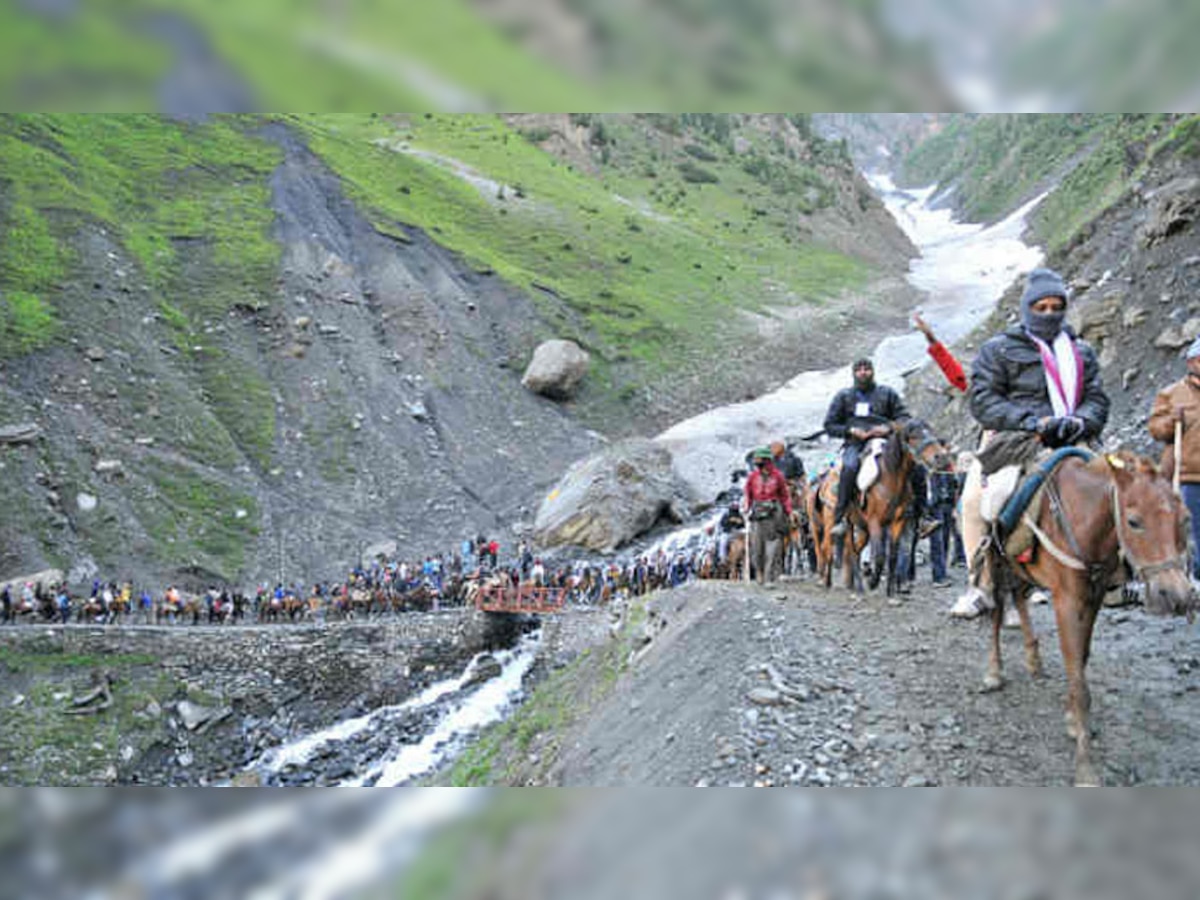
[1003,606,1022,629]
[1028,589,1050,605]
[949,587,989,619]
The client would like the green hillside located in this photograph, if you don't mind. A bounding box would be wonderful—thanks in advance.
[0,1,950,112]
[899,114,1200,251]
[2,113,872,375]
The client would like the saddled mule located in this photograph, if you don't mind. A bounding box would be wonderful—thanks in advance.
[782,479,812,577]
[981,451,1195,786]
[812,467,864,590]
[846,419,951,596]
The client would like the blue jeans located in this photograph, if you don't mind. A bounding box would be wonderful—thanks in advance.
[929,504,955,582]
[1181,483,1200,579]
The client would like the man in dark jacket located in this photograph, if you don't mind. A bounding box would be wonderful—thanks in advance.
[953,267,1110,618]
[969,268,1109,444]
[825,358,909,537]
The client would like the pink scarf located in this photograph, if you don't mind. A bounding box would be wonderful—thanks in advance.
[1028,331,1083,417]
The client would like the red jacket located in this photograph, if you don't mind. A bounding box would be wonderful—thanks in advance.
[743,463,792,516]
[928,341,967,393]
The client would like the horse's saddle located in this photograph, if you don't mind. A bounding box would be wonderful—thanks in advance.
[987,447,1095,560]
[855,438,888,493]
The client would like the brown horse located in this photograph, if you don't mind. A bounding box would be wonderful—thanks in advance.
[847,419,951,596]
[813,466,866,590]
[981,451,1195,786]
[725,532,747,580]
[783,479,813,577]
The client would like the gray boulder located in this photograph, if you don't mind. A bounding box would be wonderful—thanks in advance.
[532,438,687,551]
[521,339,590,400]
[1140,177,1200,247]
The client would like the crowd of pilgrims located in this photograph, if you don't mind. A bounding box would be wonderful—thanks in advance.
[0,445,971,628]
[0,546,712,627]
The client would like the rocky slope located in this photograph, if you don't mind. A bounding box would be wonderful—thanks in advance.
[439,579,1200,787]
[0,113,918,590]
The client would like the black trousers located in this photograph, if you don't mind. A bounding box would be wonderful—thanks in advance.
[835,442,864,520]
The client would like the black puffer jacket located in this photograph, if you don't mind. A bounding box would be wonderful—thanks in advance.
[969,325,1109,438]
[824,383,909,443]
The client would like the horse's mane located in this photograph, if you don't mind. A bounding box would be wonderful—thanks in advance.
[882,428,905,472]
[884,418,929,472]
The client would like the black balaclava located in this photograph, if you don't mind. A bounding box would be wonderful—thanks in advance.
[853,358,874,392]
[1020,267,1068,342]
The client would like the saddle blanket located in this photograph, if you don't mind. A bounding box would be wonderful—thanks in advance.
[855,438,888,493]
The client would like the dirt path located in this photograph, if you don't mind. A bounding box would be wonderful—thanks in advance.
[542,574,1200,786]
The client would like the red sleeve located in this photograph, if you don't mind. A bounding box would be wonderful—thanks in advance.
[929,341,967,392]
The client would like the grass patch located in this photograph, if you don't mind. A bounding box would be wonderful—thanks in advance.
[0,114,281,360]
[0,664,174,786]
[0,647,158,673]
[389,792,570,900]
[294,113,867,374]
[133,458,260,580]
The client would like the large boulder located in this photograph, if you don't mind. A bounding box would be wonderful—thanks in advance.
[533,439,687,551]
[521,339,590,400]
[1140,177,1200,248]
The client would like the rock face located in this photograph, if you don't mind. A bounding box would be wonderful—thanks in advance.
[532,438,687,551]
[521,339,590,400]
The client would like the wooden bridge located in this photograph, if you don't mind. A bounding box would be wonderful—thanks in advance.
[474,583,566,614]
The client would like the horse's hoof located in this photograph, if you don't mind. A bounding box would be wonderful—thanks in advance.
[1064,713,1082,740]
[979,673,1005,693]
[1074,767,1102,788]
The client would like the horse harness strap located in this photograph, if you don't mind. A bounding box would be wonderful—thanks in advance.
[1021,475,1109,587]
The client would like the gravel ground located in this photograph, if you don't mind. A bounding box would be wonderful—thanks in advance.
[544,573,1200,787]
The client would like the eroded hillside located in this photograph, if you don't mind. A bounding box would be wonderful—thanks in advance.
[0,113,917,588]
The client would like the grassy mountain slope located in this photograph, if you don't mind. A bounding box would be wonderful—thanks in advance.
[897,114,1196,252]
[0,113,912,588]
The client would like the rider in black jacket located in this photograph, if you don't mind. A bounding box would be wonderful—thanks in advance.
[824,358,910,537]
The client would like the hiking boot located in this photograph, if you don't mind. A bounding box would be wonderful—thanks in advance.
[829,519,848,538]
[932,579,952,588]
[949,587,989,619]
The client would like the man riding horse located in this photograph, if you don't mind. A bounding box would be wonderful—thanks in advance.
[954,267,1110,618]
[825,358,928,539]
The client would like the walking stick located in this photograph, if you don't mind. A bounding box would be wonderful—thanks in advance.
[1175,418,1183,494]
[744,515,753,583]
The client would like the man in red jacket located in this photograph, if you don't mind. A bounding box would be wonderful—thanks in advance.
[743,447,793,585]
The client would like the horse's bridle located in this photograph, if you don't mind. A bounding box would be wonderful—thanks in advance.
[1110,482,1189,581]
[1028,477,1189,586]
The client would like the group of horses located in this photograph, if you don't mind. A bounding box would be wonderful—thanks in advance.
[711,419,1196,786]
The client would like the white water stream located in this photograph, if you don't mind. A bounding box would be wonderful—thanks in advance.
[655,174,1047,502]
[253,630,542,787]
